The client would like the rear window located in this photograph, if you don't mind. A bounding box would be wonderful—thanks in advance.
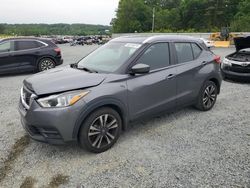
[175,43,193,63]
[15,40,43,51]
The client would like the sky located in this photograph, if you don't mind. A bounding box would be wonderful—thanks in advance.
[0,0,120,25]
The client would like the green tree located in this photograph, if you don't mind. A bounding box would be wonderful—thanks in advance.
[0,24,5,34]
[231,0,250,31]
[112,0,152,33]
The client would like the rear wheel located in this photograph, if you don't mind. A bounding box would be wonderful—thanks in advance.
[38,58,56,72]
[195,81,218,111]
[79,107,122,153]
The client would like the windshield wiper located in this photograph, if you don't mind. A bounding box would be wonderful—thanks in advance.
[72,64,98,73]
[76,65,98,73]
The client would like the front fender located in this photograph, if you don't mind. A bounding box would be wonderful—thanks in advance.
[72,97,128,139]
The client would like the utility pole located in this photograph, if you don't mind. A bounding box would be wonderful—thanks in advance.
[152,7,155,33]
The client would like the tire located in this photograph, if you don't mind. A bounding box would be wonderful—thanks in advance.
[38,58,56,72]
[78,107,122,153]
[195,81,218,111]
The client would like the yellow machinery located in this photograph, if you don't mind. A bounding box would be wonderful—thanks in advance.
[209,27,239,47]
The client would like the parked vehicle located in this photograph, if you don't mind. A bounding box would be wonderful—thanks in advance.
[0,38,63,74]
[221,36,250,80]
[19,35,222,153]
[84,37,93,45]
[200,38,215,48]
[52,38,68,44]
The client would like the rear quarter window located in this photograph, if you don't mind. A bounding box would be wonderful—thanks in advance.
[15,40,42,51]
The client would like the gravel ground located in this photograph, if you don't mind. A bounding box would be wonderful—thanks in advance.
[0,44,249,188]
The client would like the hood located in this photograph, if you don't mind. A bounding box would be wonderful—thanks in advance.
[234,36,250,51]
[24,66,106,95]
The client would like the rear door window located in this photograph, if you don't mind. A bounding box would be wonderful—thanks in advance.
[15,40,41,51]
[191,43,202,59]
[174,43,194,64]
[137,43,170,70]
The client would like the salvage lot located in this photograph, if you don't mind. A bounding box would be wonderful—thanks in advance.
[0,45,249,187]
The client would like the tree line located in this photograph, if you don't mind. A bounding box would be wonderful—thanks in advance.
[0,24,111,36]
[111,0,250,33]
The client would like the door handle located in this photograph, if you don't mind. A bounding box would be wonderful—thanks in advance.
[201,61,209,66]
[166,74,176,80]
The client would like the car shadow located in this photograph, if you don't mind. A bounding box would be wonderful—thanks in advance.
[124,106,198,134]
[223,77,250,84]
[0,72,34,78]
[32,106,199,157]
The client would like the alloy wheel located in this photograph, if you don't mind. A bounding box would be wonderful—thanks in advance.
[88,114,119,149]
[203,85,216,109]
[40,59,55,71]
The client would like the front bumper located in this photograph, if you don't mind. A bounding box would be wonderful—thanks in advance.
[221,69,250,78]
[221,59,250,80]
[18,98,86,145]
[221,66,250,80]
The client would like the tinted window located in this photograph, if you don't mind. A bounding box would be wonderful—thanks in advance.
[0,41,13,53]
[175,43,193,63]
[137,43,170,70]
[15,41,40,51]
[192,43,202,58]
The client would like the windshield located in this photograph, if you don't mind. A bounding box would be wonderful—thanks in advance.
[77,42,141,73]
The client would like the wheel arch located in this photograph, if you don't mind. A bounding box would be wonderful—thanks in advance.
[36,55,56,66]
[73,98,128,140]
[208,77,221,94]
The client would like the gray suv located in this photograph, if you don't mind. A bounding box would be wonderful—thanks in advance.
[19,35,222,153]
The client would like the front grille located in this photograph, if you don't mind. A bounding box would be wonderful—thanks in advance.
[21,86,36,109]
[27,126,40,135]
[27,126,61,139]
[23,88,32,106]
[229,64,250,73]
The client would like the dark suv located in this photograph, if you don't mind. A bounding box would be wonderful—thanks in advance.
[19,35,222,153]
[0,38,63,74]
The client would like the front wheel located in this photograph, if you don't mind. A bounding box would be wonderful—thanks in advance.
[79,107,122,153]
[195,81,218,111]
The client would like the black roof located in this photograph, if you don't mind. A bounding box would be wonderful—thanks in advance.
[111,35,202,44]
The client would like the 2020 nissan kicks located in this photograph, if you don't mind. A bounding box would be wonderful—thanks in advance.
[19,35,222,153]
[0,38,63,75]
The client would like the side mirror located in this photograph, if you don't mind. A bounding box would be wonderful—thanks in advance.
[130,64,150,75]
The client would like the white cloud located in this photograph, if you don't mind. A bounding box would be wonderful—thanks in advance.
[0,0,119,25]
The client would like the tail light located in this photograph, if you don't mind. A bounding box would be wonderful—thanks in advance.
[54,48,61,55]
[214,55,221,64]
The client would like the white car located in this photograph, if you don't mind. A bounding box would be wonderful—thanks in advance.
[200,38,215,48]
[221,36,250,80]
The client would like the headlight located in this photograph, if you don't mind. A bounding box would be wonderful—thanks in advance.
[37,90,89,108]
[223,58,232,66]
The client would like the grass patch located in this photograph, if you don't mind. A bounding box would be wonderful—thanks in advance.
[20,176,36,188]
[47,174,69,188]
[0,135,30,183]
